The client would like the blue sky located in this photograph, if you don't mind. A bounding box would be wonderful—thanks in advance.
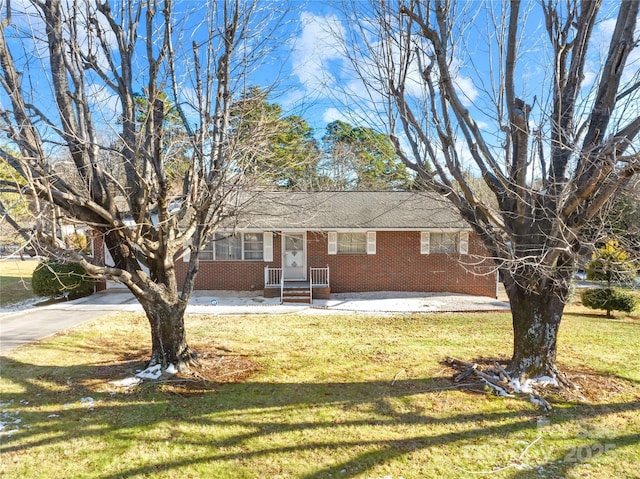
[1,0,638,150]
[323,2,633,184]
[269,1,638,143]
[263,1,351,135]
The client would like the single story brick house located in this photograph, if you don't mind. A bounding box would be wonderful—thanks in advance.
[171,191,499,301]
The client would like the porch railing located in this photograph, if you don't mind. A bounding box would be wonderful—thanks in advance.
[264,266,285,303]
[309,265,330,303]
[264,265,330,303]
[264,266,282,287]
[310,266,330,287]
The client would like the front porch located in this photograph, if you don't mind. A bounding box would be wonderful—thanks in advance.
[264,266,330,303]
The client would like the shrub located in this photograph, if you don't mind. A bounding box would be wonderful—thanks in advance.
[32,260,95,298]
[585,240,637,285]
[65,232,90,253]
[581,287,638,318]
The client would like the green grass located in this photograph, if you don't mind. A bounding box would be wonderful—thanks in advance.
[0,259,40,307]
[1,307,639,478]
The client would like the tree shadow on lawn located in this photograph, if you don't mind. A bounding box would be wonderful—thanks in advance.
[1,353,639,479]
[510,432,640,479]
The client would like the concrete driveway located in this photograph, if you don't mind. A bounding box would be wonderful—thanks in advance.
[0,291,138,354]
[0,289,510,353]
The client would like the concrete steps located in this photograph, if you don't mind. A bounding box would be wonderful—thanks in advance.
[281,283,312,303]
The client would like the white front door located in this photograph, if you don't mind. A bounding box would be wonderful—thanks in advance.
[282,232,306,280]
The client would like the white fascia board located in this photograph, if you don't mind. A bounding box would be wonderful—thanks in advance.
[228,227,473,232]
[313,227,473,232]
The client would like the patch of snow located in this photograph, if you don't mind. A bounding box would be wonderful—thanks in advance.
[62,397,98,411]
[136,364,162,380]
[483,379,515,397]
[510,378,534,394]
[533,376,558,387]
[109,377,142,387]
[0,296,48,314]
[47,414,60,418]
[79,397,95,410]
[134,363,176,379]
[530,395,546,408]
[0,409,23,437]
[510,375,558,393]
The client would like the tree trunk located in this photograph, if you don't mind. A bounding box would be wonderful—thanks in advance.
[141,298,197,371]
[505,280,566,381]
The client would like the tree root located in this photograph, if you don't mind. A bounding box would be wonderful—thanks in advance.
[176,349,200,371]
[147,347,200,375]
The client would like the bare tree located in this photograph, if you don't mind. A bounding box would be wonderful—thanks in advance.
[0,0,287,371]
[342,0,640,383]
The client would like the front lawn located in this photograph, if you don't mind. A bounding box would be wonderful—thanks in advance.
[0,259,40,307]
[1,307,638,478]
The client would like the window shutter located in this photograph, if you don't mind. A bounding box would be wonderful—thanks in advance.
[328,232,337,255]
[367,231,376,254]
[263,232,273,262]
[420,232,430,255]
[459,231,469,255]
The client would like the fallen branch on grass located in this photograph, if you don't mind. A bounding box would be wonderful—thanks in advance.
[444,357,553,411]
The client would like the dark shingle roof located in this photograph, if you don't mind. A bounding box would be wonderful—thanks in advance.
[234,191,468,230]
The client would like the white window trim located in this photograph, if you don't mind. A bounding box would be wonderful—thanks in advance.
[328,232,338,255]
[459,231,469,255]
[366,231,376,254]
[182,241,191,262]
[263,232,273,262]
[420,232,430,255]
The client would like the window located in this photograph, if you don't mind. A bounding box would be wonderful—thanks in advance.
[185,232,271,262]
[198,232,264,261]
[421,231,469,254]
[199,242,215,261]
[328,231,376,255]
[337,232,367,253]
[430,232,459,253]
[215,233,242,260]
[243,233,264,260]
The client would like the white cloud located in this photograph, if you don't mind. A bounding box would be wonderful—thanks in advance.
[87,83,121,126]
[454,76,480,106]
[594,18,618,56]
[585,16,640,87]
[322,107,347,124]
[290,12,346,94]
[449,58,479,106]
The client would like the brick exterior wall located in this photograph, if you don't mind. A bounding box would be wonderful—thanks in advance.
[172,230,498,298]
[183,260,268,292]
